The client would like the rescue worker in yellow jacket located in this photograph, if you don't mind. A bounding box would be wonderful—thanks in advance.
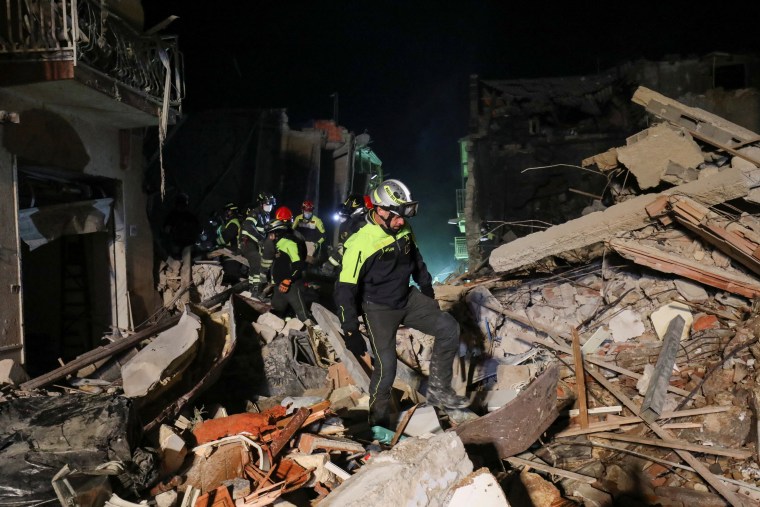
[322,194,371,276]
[260,206,313,321]
[334,179,470,428]
[292,200,326,264]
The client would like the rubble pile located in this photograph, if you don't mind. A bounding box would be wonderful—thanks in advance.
[7,86,760,506]
[468,87,760,505]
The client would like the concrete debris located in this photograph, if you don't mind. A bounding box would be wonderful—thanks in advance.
[0,358,29,385]
[121,309,203,398]
[9,85,760,507]
[318,432,473,507]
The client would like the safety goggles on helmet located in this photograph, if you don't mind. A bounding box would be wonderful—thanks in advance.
[381,201,418,218]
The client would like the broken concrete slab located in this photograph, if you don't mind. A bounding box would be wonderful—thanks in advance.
[159,424,187,475]
[610,238,760,298]
[256,312,285,333]
[311,303,370,393]
[0,358,29,385]
[252,322,277,344]
[617,123,705,190]
[633,86,760,167]
[122,309,202,398]
[317,432,473,506]
[489,167,748,273]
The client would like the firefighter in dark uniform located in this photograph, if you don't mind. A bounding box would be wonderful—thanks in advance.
[321,194,371,276]
[293,200,326,265]
[217,202,241,250]
[334,179,470,427]
[260,207,314,321]
[240,192,275,296]
[216,202,246,283]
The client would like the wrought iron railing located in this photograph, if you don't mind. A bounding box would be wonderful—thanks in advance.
[0,0,183,108]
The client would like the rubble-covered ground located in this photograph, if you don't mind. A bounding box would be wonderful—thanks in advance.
[8,87,760,506]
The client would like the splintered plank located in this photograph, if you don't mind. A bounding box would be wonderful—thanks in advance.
[609,238,760,298]
[571,329,588,429]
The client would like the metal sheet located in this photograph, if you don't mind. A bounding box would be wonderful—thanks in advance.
[454,363,559,458]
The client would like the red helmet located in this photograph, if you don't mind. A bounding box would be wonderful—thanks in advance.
[302,200,314,212]
[275,206,293,222]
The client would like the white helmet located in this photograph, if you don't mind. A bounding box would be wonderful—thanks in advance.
[370,179,418,217]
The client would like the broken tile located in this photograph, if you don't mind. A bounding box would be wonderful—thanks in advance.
[692,314,719,332]
[608,309,645,342]
[402,404,443,437]
[649,302,692,341]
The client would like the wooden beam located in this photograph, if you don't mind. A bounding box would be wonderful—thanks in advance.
[555,406,730,437]
[571,329,589,429]
[506,456,597,484]
[591,431,751,459]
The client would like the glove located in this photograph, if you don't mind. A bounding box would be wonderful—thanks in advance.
[320,262,337,276]
[343,329,366,357]
[278,279,292,293]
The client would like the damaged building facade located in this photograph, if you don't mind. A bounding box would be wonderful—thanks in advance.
[459,52,760,269]
[0,0,184,375]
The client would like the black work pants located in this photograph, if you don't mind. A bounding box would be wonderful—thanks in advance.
[240,239,262,284]
[271,279,313,322]
[362,288,460,420]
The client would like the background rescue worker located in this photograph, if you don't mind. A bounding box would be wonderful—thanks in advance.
[217,202,241,251]
[259,205,295,292]
[321,194,371,276]
[240,192,276,295]
[293,200,326,264]
[260,206,313,321]
[334,179,470,427]
[214,202,246,283]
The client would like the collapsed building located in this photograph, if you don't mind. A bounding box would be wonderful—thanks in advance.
[456,52,760,271]
[3,1,760,505]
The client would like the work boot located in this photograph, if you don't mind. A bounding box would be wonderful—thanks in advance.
[426,385,471,409]
[427,358,471,409]
[368,397,392,429]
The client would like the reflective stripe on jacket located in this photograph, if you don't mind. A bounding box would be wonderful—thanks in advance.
[334,212,432,332]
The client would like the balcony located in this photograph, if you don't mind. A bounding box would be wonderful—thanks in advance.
[454,236,468,260]
[0,0,183,127]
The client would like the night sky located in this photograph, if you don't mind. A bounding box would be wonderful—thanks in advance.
[143,1,760,279]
